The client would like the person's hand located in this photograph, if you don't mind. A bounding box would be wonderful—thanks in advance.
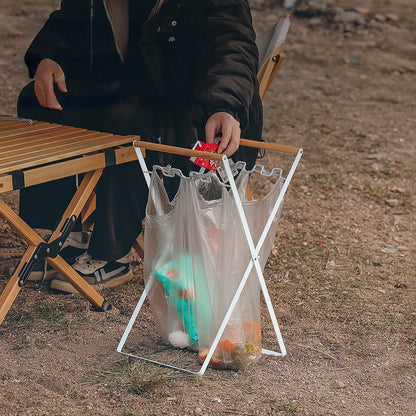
[205,112,241,157]
[34,58,67,110]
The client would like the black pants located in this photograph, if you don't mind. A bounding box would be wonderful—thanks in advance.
[17,82,157,261]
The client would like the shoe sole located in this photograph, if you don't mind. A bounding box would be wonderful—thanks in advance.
[27,269,57,281]
[9,266,57,282]
[50,269,134,294]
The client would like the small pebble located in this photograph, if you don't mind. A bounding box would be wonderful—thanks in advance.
[335,380,346,389]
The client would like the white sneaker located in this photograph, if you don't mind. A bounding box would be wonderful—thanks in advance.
[50,252,133,293]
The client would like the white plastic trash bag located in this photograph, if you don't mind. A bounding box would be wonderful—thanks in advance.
[143,164,284,370]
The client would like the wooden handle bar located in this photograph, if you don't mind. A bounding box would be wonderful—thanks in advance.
[238,139,299,155]
[133,137,300,161]
[133,140,223,161]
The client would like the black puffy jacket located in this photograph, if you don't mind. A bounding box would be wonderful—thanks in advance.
[24,0,262,167]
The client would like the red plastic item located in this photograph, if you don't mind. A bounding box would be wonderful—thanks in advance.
[189,141,220,170]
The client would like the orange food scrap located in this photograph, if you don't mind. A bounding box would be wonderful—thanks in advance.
[242,321,261,343]
[218,338,236,354]
[198,351,221,365]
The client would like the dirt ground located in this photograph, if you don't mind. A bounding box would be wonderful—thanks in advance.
[0,0,415,415]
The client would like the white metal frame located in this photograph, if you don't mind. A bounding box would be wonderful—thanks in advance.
[117,142,303,375]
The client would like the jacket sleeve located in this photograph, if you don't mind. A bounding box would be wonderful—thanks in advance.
[24,0,90,78]
[190,0,259,129]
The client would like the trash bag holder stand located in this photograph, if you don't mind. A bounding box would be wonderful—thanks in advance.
[117,138,303,375]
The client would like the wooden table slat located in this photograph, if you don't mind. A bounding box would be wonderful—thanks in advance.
[0,130,112,159]
[0,135,137,174]
[0,124,75,140]
[0,119,138,175]
[0,127,85,150]
[0,145,137,193]
[0,120,33,129]
[0,120,49,137]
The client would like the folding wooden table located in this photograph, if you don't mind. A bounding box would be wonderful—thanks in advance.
[0,116,144,324]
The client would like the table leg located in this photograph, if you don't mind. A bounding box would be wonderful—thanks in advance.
[0,245,37,324]
[0,169,112,325]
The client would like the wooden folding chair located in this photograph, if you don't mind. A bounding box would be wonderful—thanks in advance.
[256,15,290,99]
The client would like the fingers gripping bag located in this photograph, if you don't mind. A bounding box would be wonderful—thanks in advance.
[143,164,284,370]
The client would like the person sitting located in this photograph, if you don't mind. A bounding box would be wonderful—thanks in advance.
[17,0,263,293]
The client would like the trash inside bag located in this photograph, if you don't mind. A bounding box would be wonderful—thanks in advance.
[144,164,284,370]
